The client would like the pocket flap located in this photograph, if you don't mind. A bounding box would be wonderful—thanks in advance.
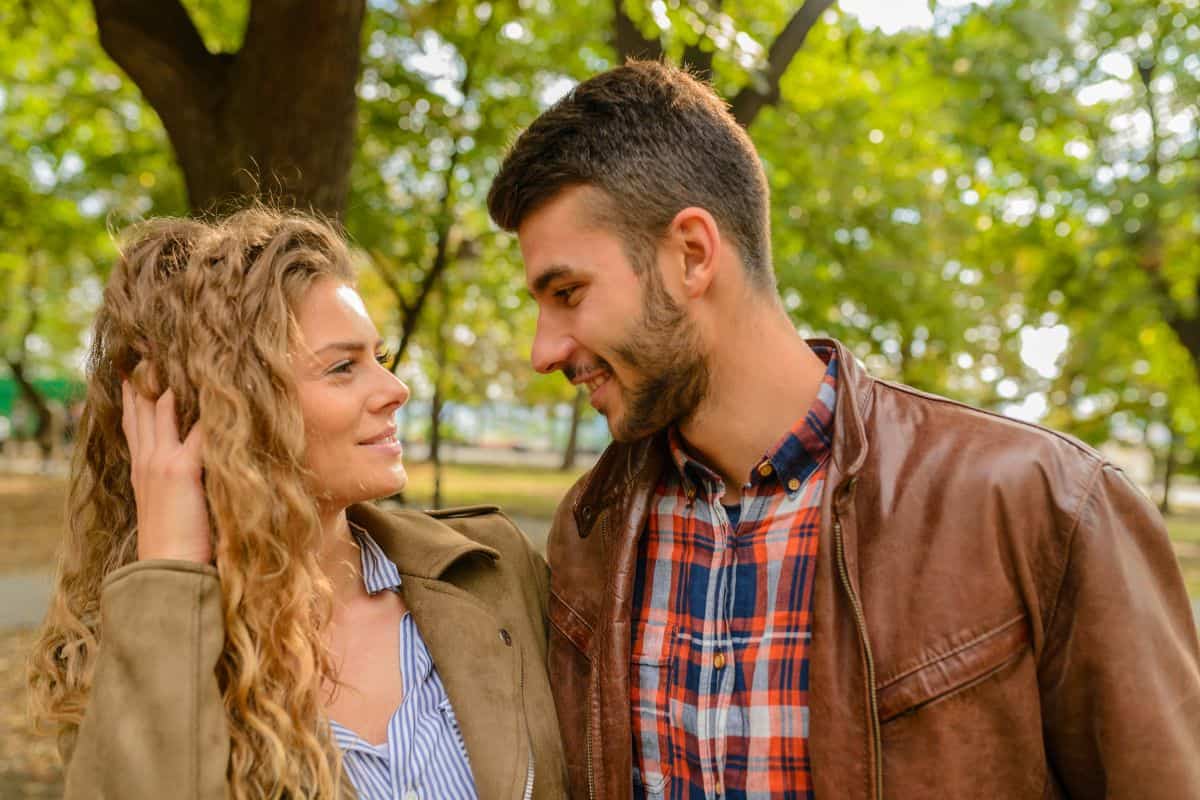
[877,614,1029,722]
[549,590,594,656]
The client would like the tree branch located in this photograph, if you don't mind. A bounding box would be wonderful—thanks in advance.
[5,263,53,451]
[682,41,714,78]
[613,0,664,62]
[90,0,224,132]
[681,0,723,78]
[729,0,835,127]
[385,15,494,368]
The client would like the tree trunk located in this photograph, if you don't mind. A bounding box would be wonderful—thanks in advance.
[561,388,585,471]
[5,359,54,460]
[91,0,365,217]
[612,0,835,128]
[1160,425,1177,516]
[430,285,449,509]
[430,377,444,509]
[4,260,53,461]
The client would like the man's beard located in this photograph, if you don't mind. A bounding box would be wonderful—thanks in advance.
[606,277,710,441]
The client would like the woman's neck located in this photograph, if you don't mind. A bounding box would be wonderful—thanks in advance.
[316,507,367,607]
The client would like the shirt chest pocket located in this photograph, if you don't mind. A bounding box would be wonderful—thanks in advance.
[631,624,680,798]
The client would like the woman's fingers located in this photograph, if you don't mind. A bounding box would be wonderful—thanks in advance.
[134,386,157,459]
[154,389,179,453]
[120,381,138,458]
[182,417,205,461]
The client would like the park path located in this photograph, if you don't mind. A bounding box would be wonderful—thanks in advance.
[1,571,54,628]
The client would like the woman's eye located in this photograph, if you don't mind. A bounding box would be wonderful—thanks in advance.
[328,360,354,375]
[375,350,393,366]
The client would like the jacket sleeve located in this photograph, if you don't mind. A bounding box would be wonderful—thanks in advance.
[1039,463,1200,797]
[63,560,230,800]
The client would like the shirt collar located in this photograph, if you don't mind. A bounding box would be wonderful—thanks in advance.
[668,345,839,498]
[349,522,403,595]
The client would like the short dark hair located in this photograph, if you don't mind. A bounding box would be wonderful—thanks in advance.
[487,60,774,290]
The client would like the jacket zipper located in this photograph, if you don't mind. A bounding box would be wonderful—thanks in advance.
[833,515,883,799]
[584,508,611,800]
[585,702,596,800]
[520,651,535,800]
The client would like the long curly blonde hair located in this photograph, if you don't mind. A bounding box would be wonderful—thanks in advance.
[28,207,358,798]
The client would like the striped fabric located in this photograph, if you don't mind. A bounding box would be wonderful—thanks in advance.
[329,525,478,800]
[630,348,838,800]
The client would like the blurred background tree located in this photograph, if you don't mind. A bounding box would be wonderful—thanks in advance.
[2,0,1199,493]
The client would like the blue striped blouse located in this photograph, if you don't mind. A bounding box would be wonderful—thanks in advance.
[329,525,479,800]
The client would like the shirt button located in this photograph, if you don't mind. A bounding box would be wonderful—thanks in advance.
[713,652,726,670]
[787,477,801,491]
[499,628,512,646]
[715,779,724,795]
[757,462,773,477]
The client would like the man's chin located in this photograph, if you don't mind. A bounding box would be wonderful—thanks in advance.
[606,411,669,443]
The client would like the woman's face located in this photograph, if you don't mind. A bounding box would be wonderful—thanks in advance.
[291,278,410,510]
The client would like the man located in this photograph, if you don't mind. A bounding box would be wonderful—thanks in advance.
[487,61,1200,799]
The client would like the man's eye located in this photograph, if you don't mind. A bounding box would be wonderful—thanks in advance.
[555,286,578,304]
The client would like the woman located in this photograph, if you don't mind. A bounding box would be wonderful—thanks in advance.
[27,208,565,799]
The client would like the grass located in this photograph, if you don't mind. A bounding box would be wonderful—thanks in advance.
[399,460,585,519]
[1164,513,1200,600]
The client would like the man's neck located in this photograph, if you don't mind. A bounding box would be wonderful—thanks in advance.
[677,309,827,500]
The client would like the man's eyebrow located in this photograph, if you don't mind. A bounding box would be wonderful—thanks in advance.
[529,265,575,297]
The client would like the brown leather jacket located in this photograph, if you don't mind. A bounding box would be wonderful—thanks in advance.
[545,339,1200,800]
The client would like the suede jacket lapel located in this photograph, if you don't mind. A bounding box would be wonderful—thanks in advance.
[346,504,530,799]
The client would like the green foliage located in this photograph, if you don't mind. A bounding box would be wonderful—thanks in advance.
[1,0,184,387]
[6,0,1200,467]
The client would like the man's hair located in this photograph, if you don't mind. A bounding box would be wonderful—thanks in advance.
[488,60,774,290]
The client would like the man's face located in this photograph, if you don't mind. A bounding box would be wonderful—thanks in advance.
[518,186,709,441]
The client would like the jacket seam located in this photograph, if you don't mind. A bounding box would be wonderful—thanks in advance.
[876,613,1026,689]
[1040,459,1106,652]
[873,378,1107,463]
[417,578,501,617]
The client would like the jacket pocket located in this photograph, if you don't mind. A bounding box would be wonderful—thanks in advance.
[877,613,1030,722]
[548,590,593,656]
[631,623,677,798]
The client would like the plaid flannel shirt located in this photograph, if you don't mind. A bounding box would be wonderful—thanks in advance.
[630,348,838,800]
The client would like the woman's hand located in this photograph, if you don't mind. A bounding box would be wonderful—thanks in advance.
[121,380,212,563]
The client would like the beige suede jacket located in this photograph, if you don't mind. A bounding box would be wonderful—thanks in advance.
[61,502,566,799]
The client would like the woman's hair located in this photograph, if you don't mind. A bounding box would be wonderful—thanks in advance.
[28,206,356,798]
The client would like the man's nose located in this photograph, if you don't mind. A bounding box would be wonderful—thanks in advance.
[531,316,574,375]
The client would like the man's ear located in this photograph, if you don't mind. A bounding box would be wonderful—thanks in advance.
[667,206,721,299]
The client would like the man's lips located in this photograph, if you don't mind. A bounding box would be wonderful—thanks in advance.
[570,367,612,395]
